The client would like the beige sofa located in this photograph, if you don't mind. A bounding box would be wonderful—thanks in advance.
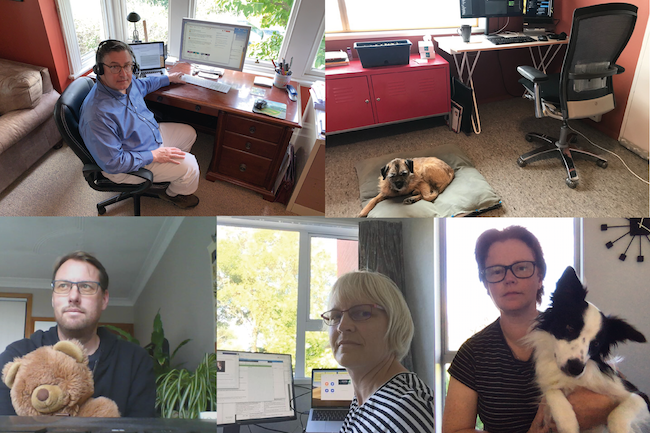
[0,59,62,194]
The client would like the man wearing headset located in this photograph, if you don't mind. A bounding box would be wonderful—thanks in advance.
[79,39,200,209]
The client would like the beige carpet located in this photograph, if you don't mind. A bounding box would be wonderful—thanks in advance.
[0,132,296,216]
[326,98,650,217]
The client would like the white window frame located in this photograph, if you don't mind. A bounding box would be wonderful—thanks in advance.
[56,0,129,79]
[436,218,582,426]
[216,217,358,382]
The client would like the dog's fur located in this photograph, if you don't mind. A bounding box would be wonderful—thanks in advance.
[524,267,650,433]
[358,157,454,217]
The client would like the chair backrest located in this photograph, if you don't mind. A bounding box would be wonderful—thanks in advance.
[560,3,637,119]
[53,77,97,165]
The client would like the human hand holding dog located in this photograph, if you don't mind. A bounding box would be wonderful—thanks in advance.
[567,387,617,429]
[526,401,552,433]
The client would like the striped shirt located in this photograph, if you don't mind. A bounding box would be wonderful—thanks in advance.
[340,372,434,433]
[448,319,541,433]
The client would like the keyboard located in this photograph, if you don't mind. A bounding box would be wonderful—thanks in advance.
[181,74,231,93]
[312,409,349,421]
[487,35,536,45]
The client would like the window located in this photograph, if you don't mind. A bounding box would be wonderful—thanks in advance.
[125,0,169,44]
[216,219,358,379]
[440,218,578,399]
[326,0,479,34]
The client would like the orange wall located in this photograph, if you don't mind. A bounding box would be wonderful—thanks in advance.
[555,0,648,140]
[0,0,70,93]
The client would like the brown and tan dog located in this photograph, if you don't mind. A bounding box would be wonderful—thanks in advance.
[358,157,454,217]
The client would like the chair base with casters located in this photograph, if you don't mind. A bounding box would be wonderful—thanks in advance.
[54,76,171,216]
[517,122,608,189]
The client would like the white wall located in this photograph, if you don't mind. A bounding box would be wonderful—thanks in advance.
[134,217,215,370]
[582,218,650,396]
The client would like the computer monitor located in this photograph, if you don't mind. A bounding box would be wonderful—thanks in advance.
[460,0,524,19]
[178,18,251,73]
[523,0,554,31]
[217,350,296,433]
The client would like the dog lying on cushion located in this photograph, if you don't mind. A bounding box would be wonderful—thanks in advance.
[2,340,120,417]
[358,157,454,217]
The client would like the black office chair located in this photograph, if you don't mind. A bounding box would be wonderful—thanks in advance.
[53,77,169,215]
[516,3,637,188]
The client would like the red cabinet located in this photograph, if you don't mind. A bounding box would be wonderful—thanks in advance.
[326,54,450,134]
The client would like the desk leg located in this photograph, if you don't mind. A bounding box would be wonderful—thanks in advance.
[452,52,482,134]
[528,44,563,74]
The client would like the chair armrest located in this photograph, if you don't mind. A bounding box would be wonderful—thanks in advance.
[517,66,548,83]
[568,66,622,80]
[82,164,154,194]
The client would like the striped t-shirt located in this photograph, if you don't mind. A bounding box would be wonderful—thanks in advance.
[448,318,541,433]
[339,372,434,433]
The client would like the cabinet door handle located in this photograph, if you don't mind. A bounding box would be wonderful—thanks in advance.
[249,126,256,134]
[376,98,381,102]
[245,142,252,150]
[195,105,201,111]
[365,99,369,103]
[239,164,247,172]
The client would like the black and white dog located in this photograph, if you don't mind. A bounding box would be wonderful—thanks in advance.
[524,267,649,433]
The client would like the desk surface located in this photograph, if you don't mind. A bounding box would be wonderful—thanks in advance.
[436,34,568,55]
[150,63,301,128]
[0,416,214,432]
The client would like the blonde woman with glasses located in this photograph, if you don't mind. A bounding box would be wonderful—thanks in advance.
[321,270,434,433]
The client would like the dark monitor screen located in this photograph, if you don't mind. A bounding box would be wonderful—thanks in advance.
[524,0,554,23]
[460,0,524,18]
[216,351,296,431]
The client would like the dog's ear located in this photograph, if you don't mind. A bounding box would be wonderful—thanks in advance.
[405,159,414,173]
[551,267,588,308]
[380,164,389,180]
[604,315,647,344]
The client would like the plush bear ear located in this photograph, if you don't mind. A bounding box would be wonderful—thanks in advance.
[54,340,85,363]
[2,362,20,389]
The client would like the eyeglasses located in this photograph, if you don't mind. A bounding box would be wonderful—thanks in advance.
[321,304,385,326]
[101,63,134,74]
[51,280,101,295]
[481,261,537,283]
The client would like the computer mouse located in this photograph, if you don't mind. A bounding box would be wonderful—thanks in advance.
[254,99,267,110]
[538,35,548,41]
[558,32,567,40]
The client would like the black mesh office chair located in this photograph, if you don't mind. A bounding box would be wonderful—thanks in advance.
[516,3,637,188]
[53,77,169,215]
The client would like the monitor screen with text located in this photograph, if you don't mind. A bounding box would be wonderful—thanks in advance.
[179,18,251,72]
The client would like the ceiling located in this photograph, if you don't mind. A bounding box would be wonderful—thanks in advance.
[0,217,184,306]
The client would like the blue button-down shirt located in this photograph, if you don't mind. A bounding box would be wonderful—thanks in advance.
[79,76,169,174]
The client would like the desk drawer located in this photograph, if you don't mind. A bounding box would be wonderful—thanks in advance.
[149,94,221,117]
[225,113,284,142]
[223,131,278,159]
[218,146,272,187]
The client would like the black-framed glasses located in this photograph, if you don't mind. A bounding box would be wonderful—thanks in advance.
[482,261,537,283]
[321,304,385,326]
[102,63,134,74]
[51,280,101,296]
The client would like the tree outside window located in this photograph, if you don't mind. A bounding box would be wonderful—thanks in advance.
[196,0,295,62]
[126,0,169,44]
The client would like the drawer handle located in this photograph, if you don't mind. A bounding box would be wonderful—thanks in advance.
[249,126,256,134]
[245,142,252,150]
[376,98,381,102]
[239,164,247,172]
[157,96,163,102]
[195,105,201,112]
[365,99,369,103]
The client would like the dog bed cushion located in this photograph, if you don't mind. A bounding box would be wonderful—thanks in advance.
[355,143,502,217]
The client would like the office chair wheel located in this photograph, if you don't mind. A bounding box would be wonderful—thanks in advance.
[525,134,534,142]
[97,205,107,215]
[517,157,527,167]
[597,160,608,168]
[565,178,578,189]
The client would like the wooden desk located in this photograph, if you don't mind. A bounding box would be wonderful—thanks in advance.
[146,63,301,201]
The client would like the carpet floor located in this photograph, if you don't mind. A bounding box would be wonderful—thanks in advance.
[0,132,296,216]
[325,98,649,217]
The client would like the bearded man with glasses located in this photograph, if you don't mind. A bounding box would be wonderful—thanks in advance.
[79,39,200,209]
[0,251,155,417]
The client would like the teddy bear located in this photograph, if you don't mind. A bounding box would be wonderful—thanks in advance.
[1,339,120,417]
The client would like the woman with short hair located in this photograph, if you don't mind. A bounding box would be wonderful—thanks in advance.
[322,270,434,433]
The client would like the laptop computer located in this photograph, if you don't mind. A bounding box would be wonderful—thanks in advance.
[306,368,354,433]
[129,42,168,78]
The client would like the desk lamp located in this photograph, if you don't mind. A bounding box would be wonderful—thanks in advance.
[127,12,141,43]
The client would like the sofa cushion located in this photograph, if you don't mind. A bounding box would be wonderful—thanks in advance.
[0,59,47,115]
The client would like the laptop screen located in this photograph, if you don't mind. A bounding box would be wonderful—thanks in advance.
[311,369,354,408]
[129,42,165,70]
